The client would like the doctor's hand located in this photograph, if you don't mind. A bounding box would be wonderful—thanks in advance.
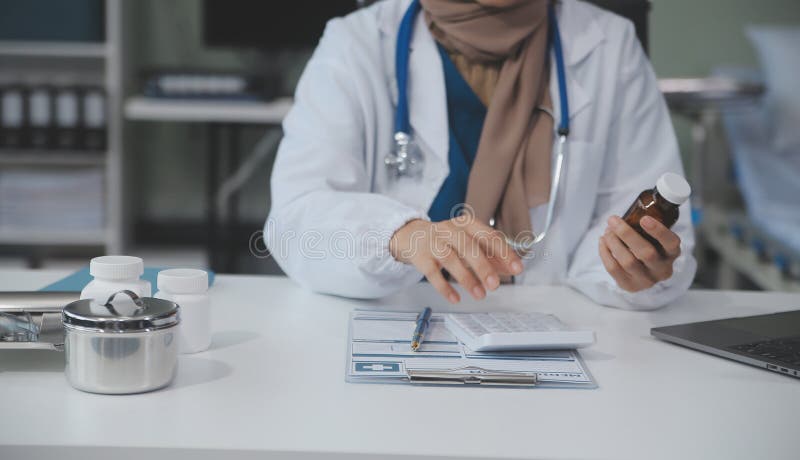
[390,216,524,303]
[599,215,681,292]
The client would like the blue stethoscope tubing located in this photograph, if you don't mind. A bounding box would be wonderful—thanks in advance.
[389,0,570,252]
[394,0,420,136]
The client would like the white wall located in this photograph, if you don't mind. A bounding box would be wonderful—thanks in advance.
[650,0,800,77]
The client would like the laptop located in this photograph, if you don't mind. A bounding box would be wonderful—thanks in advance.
[651,310,800,379]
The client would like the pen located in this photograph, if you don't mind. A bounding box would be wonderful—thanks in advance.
[411,307,432,352]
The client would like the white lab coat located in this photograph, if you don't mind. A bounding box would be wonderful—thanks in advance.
[266,0,697,310]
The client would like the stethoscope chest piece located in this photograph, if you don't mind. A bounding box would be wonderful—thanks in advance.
[385,131,425,179]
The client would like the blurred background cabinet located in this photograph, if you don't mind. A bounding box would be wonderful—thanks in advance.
[0,0,126,266]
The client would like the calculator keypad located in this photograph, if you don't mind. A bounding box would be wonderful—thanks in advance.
[449,312,566,339]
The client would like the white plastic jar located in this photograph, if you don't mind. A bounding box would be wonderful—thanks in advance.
[80,256,151,301]
[154,269,210,354]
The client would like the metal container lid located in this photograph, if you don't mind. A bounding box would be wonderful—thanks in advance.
[63,290,180,333]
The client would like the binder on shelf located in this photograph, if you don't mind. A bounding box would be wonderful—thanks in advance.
[81,87,106,151]
[55,86,81,150]
[27,85,54,149]
[0,84,26,149]
[0,80,107,153]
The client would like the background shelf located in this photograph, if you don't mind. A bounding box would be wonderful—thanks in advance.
[0,150,106,167]
[0,41,107,58]
[0,228,106,246]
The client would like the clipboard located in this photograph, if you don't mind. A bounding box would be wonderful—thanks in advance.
[345,310,597,389]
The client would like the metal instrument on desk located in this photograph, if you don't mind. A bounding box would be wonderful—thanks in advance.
[0,291,79,350]
[62,290,180,394]
[1,290,181,394]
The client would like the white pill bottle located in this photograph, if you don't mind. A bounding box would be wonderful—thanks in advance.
[80,256,151,301]
[154,269,210,354]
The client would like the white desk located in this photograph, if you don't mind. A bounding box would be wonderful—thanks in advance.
[1,269,799,460]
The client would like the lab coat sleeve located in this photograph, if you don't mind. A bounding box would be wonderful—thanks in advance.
[266,20,425,298]
[566,22,697,310]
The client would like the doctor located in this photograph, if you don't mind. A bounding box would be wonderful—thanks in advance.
[266,0,696,310]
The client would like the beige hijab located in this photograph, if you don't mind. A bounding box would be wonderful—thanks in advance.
[421,0,553,240]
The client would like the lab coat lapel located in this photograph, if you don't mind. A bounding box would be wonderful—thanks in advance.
[407,14,449,164]
[551,0,605,123]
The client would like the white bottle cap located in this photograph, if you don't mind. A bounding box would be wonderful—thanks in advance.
[89,255,144,280]
[655,173,691,205]
[157,269,208,295]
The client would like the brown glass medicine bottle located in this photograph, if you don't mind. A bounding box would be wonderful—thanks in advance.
[622,173,691,251]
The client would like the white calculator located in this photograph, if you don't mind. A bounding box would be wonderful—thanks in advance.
[445,312,595,352]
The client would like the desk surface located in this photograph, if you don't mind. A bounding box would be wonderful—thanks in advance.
[1,269,798,460]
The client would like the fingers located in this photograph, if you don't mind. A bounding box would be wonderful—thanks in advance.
[439,246,486,300]
[607,215,680,281]
[454,215,524,276]
[416,257,460,304]
[599,237,636,292]
[449,231,500,292]
[640,216,682,258]
[406,216,529,304]
[607,216,662,266]
[601,231,656,290]
[602,213,684,291]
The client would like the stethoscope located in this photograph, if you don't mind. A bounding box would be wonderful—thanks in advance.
[385,0,570,254]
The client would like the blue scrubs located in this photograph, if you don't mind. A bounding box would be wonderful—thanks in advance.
[427,44,487,222]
